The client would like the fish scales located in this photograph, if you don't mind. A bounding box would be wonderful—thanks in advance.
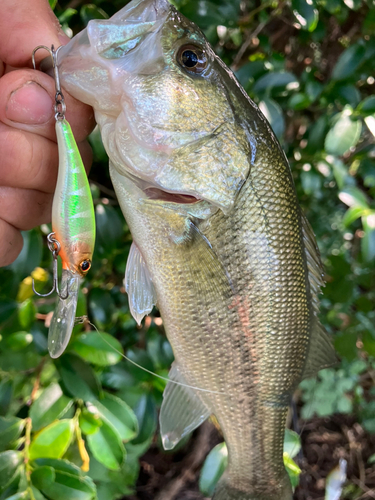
[56,0,337,497]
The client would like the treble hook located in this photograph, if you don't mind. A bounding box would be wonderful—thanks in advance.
[32,233,69,300]
[32,45,66,120]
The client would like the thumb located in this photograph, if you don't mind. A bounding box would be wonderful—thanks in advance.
[0,0,69,68]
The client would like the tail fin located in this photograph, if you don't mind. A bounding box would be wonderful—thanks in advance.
[212,476,293,500]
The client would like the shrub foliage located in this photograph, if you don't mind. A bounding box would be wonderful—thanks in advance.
[0,0,374,498]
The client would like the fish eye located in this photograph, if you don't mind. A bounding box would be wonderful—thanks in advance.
[177,44,207,74]
[79,260,91,273]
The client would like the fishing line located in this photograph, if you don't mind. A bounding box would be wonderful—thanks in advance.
[75,316,227,395]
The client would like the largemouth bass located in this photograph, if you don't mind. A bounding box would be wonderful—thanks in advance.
[56,0,337,498]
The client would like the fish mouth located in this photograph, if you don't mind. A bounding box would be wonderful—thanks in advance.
[143,187,200,205]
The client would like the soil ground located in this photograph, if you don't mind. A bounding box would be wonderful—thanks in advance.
[124,414,375,500]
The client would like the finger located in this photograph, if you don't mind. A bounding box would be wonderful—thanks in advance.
[0,187,53,231]
[0,69,95,142]
[0,219,23,267]
[0,123,93,193]
[0,0,69,68]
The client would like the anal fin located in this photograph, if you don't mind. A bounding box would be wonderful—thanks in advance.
[160,363,211,450]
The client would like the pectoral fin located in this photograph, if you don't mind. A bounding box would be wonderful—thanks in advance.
[124,242,157,325]
[160,363,211,450]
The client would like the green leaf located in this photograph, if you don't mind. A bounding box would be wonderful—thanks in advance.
[87,420,125,471]
[337,84,361,107]
[300,169,321,196]
[329,156,351,189]
[70,332,123,367]
[288,93,311,110]
[364,115,375,138]
[283,453,301,489]
[338,187,368,208]
[343,0,361,9]
[87,393,138,442]
[306,115,328,152]
[30,384,73,432]
[199,442,228,497]
[5,332,33,351]
[88,289,116,330]
[305,81,323,102]
[31,466,55,490]
[361,229,375,261]
[9,229,43,280]
[57,8,77,24]
[29,420,74,461]
[131,394,157,445]
[95,205,124,256]
[342,206,366,226]
[0,417,25,451]
[325,111,362,155]
[79,409,102,436]
[33,458,83,477]
[292,0,319,31]
[363,8,375,34]
[0,348,41,374]
[283,429,301,459]
[362,331,375,357]
[259,98,285,139]
[253,72,299,95]
[0,380,13,416]
[332,43,366,81]
[179,0,241,29]
[36,470,96,500]
[80,4,108,26]
[357,96,375,116]
[0,451,23,489]
[56,354,101,401]
[18,299,36,330]
[0,471,22,499]
[4,492,29,500]
[0,301,17,326]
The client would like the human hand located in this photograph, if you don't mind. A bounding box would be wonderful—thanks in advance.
[0,0,95,267]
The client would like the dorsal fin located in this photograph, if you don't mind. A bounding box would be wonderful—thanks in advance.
[301,212,338,379]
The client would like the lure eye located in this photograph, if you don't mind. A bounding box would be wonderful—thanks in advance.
[177,44,207,74]
[79,260,91,273]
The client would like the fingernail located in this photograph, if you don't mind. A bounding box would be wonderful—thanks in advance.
[6,82,53,124]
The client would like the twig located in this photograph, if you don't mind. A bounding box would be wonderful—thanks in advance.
[352,477,375,499]
[154,422,214,500]
[27,357,46,406]
[231,21,267,70]
[91,180,117,200]
[65,0,84,10]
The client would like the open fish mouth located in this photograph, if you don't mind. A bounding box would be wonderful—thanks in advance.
[143,187,200,204]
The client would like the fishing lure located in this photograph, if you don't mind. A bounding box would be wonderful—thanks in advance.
[32,45,96,359]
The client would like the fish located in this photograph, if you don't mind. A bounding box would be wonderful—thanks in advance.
[55,0,337,498]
